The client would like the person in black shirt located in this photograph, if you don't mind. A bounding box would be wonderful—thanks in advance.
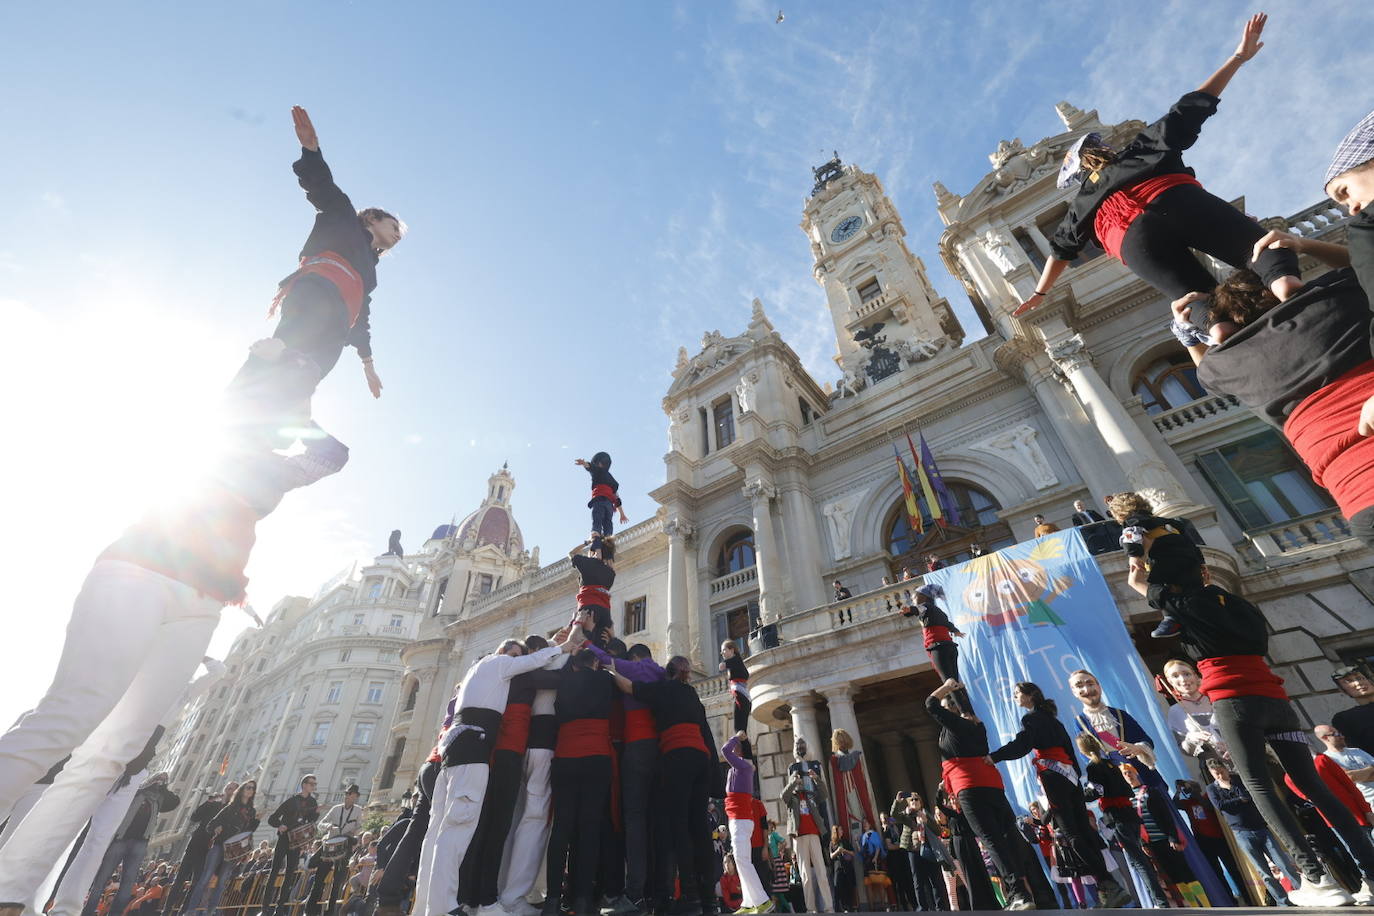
[907,586,969,712]
[185,781,259,916]
[570,538,616,648]
[1014,14,1300,319]
[1070,500,1105,527]
[162,782,236,916]
[718,641,751,734]
[575,453,627,539]
[1332,666,1374,757]
[988,682,1132,908]
[1204,758,1296,905]
[228,106,403,450]
[924,680,1036,910]
[1076,734,1169,908]
[832,580,851,601]
[1106,491,1205,639]
[259,774,319,916]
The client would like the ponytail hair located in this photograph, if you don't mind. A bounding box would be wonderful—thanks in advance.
[665,655,693,681]
[1016,681,1057,717]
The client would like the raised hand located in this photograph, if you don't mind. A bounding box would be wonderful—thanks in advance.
[292,106,320,151]
[363,361,383,398]
[1234,12,1266,61]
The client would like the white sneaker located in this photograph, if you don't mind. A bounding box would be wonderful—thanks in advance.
[1355,880,1374,905]
[1289,874,1356,907]
[504,902,541,916]
[476,906,509,916]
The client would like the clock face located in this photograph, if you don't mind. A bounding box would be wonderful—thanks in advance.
[830,215,864,243]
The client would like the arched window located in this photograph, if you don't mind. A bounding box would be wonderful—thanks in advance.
[715,530,756,577]
[884,482,1013,570]
[1133,354,1206,414]
[403,680,419,712]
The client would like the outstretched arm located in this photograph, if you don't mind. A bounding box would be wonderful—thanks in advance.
[1197,13,1265,97]
[1014,258,1072,314]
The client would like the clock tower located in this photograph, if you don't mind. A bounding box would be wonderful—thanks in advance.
[801,155,963,387]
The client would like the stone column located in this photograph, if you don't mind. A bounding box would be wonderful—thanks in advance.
[1024,223,1054,260]
[1046,334,1197,516]
[910,722,944,804]
[780,484,828,612]
[875,732,911,805]
[819,684,880,817]
[788,692,823,763]
[665,518,695,662]
[744,478,786,622]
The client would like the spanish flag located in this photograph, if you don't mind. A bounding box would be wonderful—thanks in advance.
[893,444,923,535]
[907,434,943,527]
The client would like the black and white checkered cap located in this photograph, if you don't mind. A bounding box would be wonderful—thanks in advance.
[1325,109,1374,190]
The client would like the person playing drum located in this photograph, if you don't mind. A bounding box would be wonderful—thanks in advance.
[259,774,320,916]
[304,784,363,916]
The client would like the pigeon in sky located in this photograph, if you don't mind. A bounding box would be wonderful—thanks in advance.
[776,10,785,23]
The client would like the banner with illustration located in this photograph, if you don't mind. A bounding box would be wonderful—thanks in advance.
[923,529,1189,810]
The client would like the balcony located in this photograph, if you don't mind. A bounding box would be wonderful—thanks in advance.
[847,290,902,328]
[710,566,758,598]
[1151,394,1241,437]
[1243,509,1354,559]
[377,625,407,637]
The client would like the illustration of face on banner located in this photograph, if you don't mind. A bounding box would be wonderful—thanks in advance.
[923,530,1188,811]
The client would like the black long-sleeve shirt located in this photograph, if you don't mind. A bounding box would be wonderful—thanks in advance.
[584,464,621,506]
[918,600,955,632]
[268,793,319,830]
[1349,210,1374,299]
[925,695,989,759]
[1084,759,1133,802]
[571,555,616,590]
[209,801,259,839]
[989,708,1079,774]
[1153,584,1268,663]
[1204,780,1267,830]
[723,655,749,681]
[555,667,617,723]
[289,147,380,359]
[631,678,723,792]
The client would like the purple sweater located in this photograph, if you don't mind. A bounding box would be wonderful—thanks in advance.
[722,736,755,796]
[587,645,665,711]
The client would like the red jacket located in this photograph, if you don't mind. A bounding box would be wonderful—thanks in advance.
[1284,754,1372,827]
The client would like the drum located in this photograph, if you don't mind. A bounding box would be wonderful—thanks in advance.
[223,831,254,862]
[320,836,349,862]
[287,823,316,850]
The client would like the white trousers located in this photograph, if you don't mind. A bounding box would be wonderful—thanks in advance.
[793,833,833,914]
[0,561,221,909]
[49,773,144,916]
[728,819,768,908]
[0,784,46,853]
[498,748,553,908]
[412,762,489,916]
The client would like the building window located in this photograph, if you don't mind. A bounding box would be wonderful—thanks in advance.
[885,482,1014,567]
[478,573,495,595]
[432,577,449,616]
[712,602,758,658]
[353,613,365,626]
[713,400,736,449]
[351,722,375,747]
[857,278,882,304]
[342,767,361,788]
[326,681,343,704]
[403,680,420,712]
[1012,228,1046,272]
[715,530,756,577]
[339,649,352,663]
[1133,354,1207,414]
[624,598,647,635]
[368,582,383,600]
[366,682,384,704]
[379,649,399,663]
[390,614,404,628]
[297,686,310,708]
[1036,205,1104,265]
[379,737,406,791]
[256,659,266,672]
[799,399,813,426]
[1196,430,1335,531]
[310,721,331,746]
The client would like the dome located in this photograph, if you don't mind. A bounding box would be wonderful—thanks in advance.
[455,505,523,554]
[430,523,458,541]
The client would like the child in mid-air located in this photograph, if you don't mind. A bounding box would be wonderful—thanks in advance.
[575,452,627,538]
[1106,492,1205,638]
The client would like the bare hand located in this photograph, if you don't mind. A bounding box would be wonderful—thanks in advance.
[718,661,727,672]
[943,677,961,691]
[619,509,629,523]
[1358,394,1374,437]
[1171,291,1208,325]
[363,362,383,398]
[292,106,319,151]
[574,458,589,467]
[1251,228,1303,265]
[1234,13,1266,62]
[736,729,748,741]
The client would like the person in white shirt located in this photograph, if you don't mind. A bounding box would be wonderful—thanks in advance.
[305,785,364,916]
[1162,658,1230,764]
[412,633,576,916]
[1316,725,1374,809]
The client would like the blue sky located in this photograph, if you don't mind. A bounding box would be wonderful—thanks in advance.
[3,0,1370,726]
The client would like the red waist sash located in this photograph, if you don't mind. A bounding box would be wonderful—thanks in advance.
[577,584,611,609]
[1284,359,1374,517]
[555,718,612,758]
[659,722,707,754]
[591,484,618,502]
[1198,655,1287,701]
[270,250,365,327]
[493,705,532,755]
[923,626,953,649]
[725,791,755,819]
[624,708,658,743]
[1099,795,1133,810]
[941,756,1004,794]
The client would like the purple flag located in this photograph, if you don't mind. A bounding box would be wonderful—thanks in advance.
[919,433,962,526]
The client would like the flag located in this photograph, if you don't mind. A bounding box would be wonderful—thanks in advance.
[892,444,923,536]
[907,434,943,527]
[919,432,963,526]
[219,755,229,776]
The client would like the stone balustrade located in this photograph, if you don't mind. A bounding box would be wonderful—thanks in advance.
[1152,394,1240,434]
[1244,509,1354,558]
[710,565,758,596]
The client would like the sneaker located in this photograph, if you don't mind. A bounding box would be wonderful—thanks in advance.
[1289,874,1356,907]
[477,906,510,916]
[504,903,541,916]
[600,898,639,916]
[1355,880,1374,905]
[1151,617,1182,639]
[1097,877,1132,909]
[1004,891,1036,911]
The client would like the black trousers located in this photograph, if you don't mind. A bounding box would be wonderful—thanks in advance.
[950,828,999,910]
[884,845,918,910]
[547,755,612,904]
[160,839,208,916]
[927,643,972,713]
[956,787,1025,886]
[1195,831,1248,900]
[304,849,351,916]
[459,748,524,907]
[657,748,713,902]
[1214,693,1374,883]
[1119,182,1301,300]
[1104,808,1169,907]
[263,834,303,909]
[907,850,949,911]
[1039,769,1111,882]
[272,275,353,379]
[731,685,752,734]
[621,739,659,902]
[591,498,615,537]
[376,761,436,906]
